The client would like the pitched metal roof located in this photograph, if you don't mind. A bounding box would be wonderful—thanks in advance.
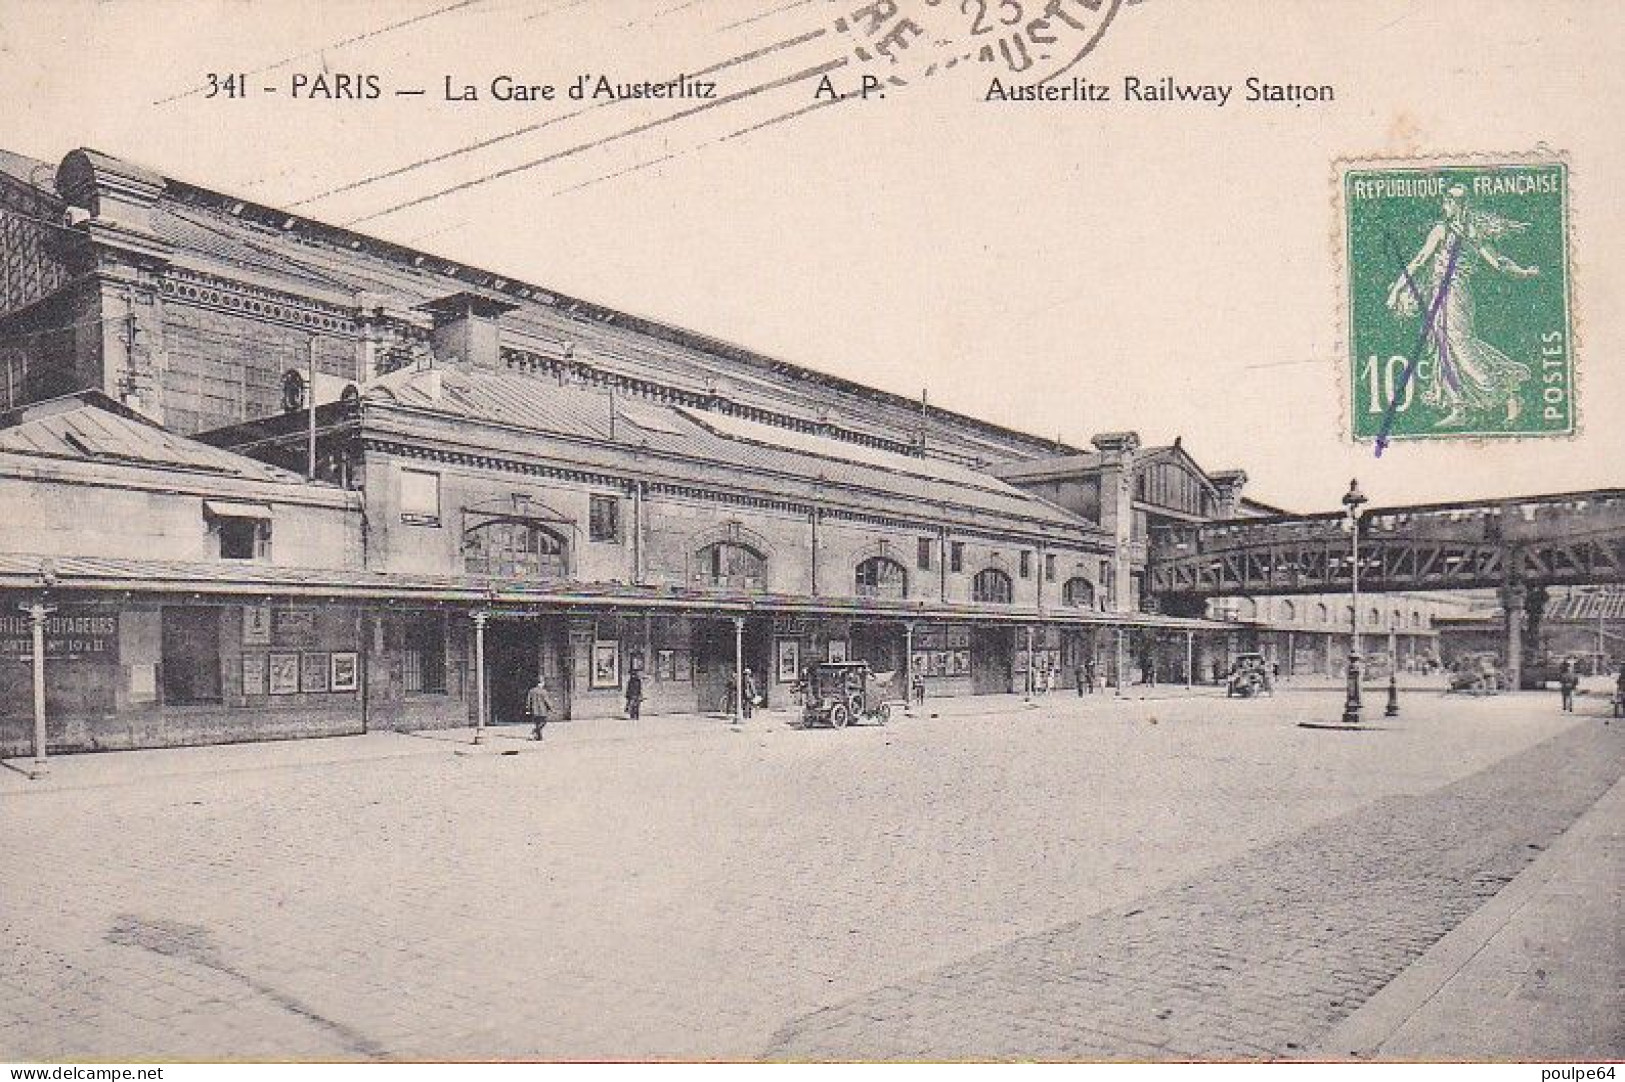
[365,367,1099,536]
[0,393,308,483]
[90,152,1075,463]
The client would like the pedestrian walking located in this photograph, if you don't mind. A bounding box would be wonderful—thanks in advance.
[1558,659,1578,712]
[723,671,739,717]
[911,671,926,708]
[525,675,555,741]
[624,670,644,720]
[1084,659,1097,694]
[742,667,759,718]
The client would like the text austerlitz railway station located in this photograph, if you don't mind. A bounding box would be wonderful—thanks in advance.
[0,148,1439,754]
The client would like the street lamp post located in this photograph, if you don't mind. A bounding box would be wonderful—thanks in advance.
[1341,479,1367,726]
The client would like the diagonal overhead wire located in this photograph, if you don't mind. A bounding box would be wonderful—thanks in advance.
[290,25,827,208]
[152,0,490,105]
[344,55,846,226]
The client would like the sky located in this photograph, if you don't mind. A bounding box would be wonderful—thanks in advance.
[1,0,1621,513]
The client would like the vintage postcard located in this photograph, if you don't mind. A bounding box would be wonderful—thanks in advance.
[0,0,1620,1070]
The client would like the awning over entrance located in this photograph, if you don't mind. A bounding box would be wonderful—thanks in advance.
[201,500,274,520]
[0,552,1240,632]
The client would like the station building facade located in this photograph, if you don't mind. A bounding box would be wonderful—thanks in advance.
[0,146,1243,754]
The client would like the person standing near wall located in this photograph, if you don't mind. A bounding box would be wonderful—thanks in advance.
[625,669,644,720]
[1558,659,1578,712]
[526,675,555,741]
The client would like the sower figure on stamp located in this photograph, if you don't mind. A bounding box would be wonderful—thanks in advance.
[624,669,644,720]
[525,674,555,741]
[1386,184,1539,428]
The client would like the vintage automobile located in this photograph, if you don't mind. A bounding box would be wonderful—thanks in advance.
[802,661,896,728]
[1225,652,1273,698]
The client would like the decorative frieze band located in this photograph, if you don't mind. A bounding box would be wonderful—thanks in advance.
[160,268,356,334]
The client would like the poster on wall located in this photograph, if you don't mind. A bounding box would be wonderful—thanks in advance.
[673,651,692,682]
[951,650,971,676]
[911,652,931,679]
[776,639,800,683]
[300,652,330,693]
[268,653,300,695]
[329,652,359,693]
[241,654,267,696]
[242,604,271,646]
[274,607,317,645]
[655,649,674,681]
[827,640,848,663]
[591,641,620,689]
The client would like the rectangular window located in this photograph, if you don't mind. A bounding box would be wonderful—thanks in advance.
[589,493,622,543]
[400,469,441,525]
[1045,554,1057,582]
[218,517,271,560]
[917,537,933,571]
[950,541,964,573]
[403,615,447,694]
[1019,551,1032,579]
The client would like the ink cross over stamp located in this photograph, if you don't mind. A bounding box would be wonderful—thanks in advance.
[1339,155,1573,448]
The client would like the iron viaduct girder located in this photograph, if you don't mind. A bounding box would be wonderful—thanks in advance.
[1148,488,1625,599]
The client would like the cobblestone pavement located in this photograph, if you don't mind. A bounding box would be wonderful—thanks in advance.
[0,692,1616,1061]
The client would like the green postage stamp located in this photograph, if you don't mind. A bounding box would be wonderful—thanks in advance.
[1339,155,1573,446]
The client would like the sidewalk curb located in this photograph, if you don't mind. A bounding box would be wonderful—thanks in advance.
[1311,765,1625,1061]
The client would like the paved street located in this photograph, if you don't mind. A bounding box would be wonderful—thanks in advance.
[1,689,1620,1061]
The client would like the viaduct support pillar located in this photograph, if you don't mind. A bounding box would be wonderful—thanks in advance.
[1502,583,1526,692]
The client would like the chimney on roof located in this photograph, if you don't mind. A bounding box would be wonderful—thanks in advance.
[417,291,518,370]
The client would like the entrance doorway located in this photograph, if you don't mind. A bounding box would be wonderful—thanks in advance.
[693,617,771,714]
[486,616,570,725]
[849,623,904,676]
[971,626,1012,694]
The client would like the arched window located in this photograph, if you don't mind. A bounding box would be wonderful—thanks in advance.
[1280,600,1297,622]
[1316,602,1330,624]
[1238,598,1257,621]
[855,556,907,598]
[698,541,766,590]
[1343,604,1356,627]
[972,568,1013,604]
[463,518,568,578]
[1411,610,1423,628]
[1062,577,1095,608]
[1368,606,1382,627]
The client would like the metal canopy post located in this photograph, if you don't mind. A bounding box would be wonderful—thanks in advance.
[904,621,915,715]
[732,615,745,724]
[23,597,54,779]
[1024,624,1035,701]
[472,610,489,745]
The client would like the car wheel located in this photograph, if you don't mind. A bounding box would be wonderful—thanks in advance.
[829,703,850,729]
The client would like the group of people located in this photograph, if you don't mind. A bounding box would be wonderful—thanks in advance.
[513,657,1625,739]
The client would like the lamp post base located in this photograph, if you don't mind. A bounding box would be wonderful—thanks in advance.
[1340,655,1363,726]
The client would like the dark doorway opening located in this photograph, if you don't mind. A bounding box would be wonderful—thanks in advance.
[162,606,222,704]
[693,617,771,714]
[971,625,1012,695]
[487,617,570,725]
